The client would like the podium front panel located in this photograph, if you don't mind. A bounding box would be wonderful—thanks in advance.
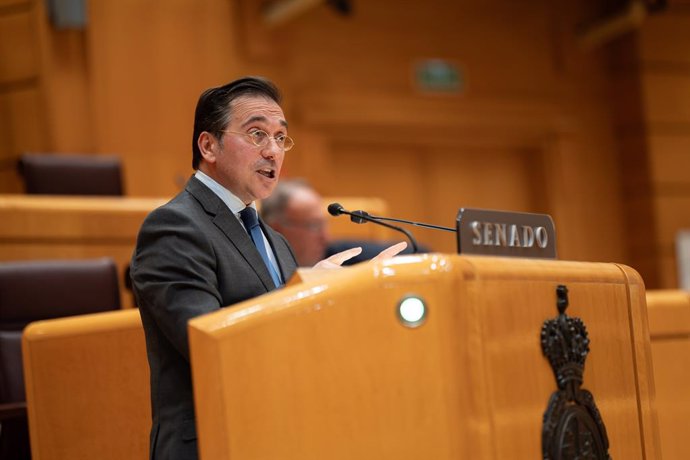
[189,255,659,459]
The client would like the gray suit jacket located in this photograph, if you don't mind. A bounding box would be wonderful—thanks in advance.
[130,176,297,460]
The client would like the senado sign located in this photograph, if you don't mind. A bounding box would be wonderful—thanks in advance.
[456,208,557,259]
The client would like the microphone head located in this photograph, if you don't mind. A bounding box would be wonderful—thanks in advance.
[327,202,345,216]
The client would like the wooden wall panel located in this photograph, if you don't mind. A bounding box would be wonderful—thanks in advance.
[279,1,626,265]
[618,5,690,288]
[36,27,93,152]
[609,33,652,278]
[326,143,424,245]
[85,0,249,197]
[648,134,690,184]
[0,0,45,193]
[643,73,690,124]
[423,147,545,254]
[0,93,13,165]
[3,0,655,285]
[647,12,690,289]
[659,254,679,290]
[0,87,48,191]
[321,141,556,255]
[640,12,690,65]
[282,1,561,100]
[540,130,627,264]
[0,0,30,6]
[625,196,659,251]
[1,87,47,152]
[654,195,690,248]
[0,7,38,83]
[614,135,651,190]
[628,254,674,289]
[296,92,563,140]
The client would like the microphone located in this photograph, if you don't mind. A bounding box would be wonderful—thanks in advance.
[327,203,419,253]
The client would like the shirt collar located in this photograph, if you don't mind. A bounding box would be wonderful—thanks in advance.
[194,170,255,215]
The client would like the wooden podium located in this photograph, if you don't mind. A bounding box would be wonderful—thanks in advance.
[189,255,660,459]
[22,309,150,460]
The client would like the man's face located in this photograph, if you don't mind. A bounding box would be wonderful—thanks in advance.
[275,188,329,267]
[213,95,287,204]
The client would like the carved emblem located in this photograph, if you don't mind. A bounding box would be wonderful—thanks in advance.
[540,285,611,460]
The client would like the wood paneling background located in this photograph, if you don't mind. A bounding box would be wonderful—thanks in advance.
[615,3,690,288]
[0,0,45,190]
[2,0,689,287]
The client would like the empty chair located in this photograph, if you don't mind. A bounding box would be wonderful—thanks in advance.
[0,258,121,459]
[18,153,124,195]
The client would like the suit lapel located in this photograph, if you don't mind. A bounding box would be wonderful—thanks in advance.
[186,177,276,291]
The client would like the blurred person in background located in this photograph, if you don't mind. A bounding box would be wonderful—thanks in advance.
[261,178,420,267]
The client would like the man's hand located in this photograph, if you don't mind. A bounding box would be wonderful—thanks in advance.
[313,247,363,269]
[312,241,408,269]
[371,241,407,261]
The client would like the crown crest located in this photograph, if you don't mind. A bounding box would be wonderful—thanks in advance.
[540,285,590,390]
[540,284,610,459]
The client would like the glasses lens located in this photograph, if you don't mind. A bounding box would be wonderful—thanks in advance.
[250,130,269,147]
[244,130,294,151]
[282,136,294,151]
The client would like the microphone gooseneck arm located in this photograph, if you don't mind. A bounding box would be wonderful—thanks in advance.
[355,211,456,233]
[327,203,419,253]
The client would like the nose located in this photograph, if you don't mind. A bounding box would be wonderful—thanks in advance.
[261,137,283,158]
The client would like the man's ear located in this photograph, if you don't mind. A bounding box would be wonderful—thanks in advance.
[198,131,218,164]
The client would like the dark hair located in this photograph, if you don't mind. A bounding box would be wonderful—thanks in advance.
[192,76,282,169]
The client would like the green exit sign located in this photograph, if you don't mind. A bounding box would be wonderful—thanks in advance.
[415,59,463,93]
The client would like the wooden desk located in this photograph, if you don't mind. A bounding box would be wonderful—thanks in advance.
[0,194,391,308]
[646,289,690,460]
[0,195,168,308]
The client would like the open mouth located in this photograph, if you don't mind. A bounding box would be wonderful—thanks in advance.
[258,168,275,179]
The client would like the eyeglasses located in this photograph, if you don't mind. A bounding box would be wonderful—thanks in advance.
[224,130,295,152]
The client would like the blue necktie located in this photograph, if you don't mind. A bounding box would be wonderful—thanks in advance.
[239,207,282,288]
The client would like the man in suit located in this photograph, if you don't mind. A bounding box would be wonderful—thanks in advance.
[131,77,392,460]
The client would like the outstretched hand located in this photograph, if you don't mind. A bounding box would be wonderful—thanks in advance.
[371,241,407,261]
[313,247,363,269]
[312,241,408,270]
